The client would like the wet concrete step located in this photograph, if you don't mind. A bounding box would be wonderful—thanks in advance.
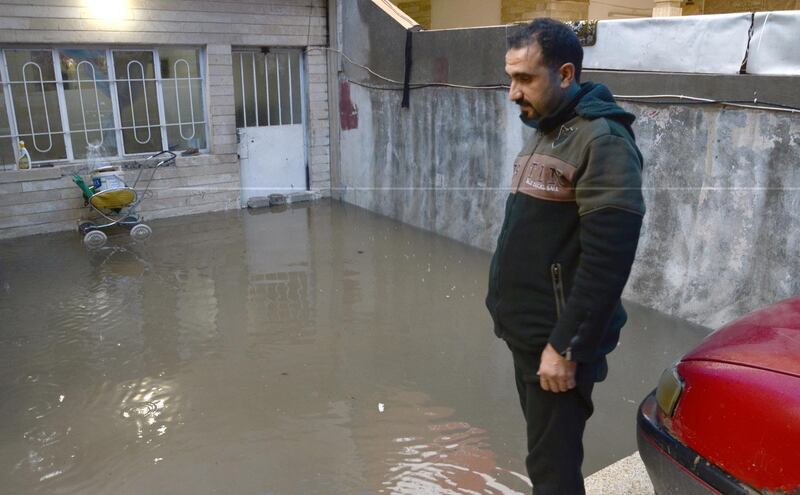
[585,452,654,495]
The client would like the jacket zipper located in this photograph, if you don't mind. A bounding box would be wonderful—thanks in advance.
[551,263,566,319]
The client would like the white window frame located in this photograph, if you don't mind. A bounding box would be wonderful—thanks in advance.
[0,45,209,168]
[0,50,23,167]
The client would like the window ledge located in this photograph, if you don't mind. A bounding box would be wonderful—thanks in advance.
[0,168,63,184]
[0,153,238,183]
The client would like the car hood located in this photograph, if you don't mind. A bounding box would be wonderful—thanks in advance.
[683,297,800,378]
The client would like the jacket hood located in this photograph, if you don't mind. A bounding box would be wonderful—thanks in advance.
[522,82,637,137]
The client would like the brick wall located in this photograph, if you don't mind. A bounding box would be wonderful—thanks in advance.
[307,49,331,193]
[0,154,241,239]
[701,0,800,13]
[393,0,432,29]
[502,0,589,23]
[0,0,331,239]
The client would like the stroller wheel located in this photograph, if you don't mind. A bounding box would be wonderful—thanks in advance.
[83,230,107,249]
[130,223,152,242]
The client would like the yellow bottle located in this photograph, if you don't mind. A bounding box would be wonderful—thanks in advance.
[17,140,32,170]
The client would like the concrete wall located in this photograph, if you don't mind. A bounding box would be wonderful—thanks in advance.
[334,0,800,328]
[0,0,331,238]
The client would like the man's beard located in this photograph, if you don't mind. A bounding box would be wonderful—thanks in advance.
[515,98,534,119]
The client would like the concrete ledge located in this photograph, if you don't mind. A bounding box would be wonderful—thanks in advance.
[246,190,321,209]
[0,167,63,184]
[585,452,654,495]
[0,153,238,181]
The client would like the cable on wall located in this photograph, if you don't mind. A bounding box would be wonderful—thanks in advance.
[305,47,800,114]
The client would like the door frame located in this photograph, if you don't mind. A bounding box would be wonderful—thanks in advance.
[232,47,310,204]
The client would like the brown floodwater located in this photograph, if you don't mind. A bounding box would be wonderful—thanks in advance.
[0,200,708,494]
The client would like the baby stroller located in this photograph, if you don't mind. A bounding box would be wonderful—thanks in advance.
[72,151,176,249]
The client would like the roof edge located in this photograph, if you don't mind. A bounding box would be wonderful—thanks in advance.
[370,0,422,31]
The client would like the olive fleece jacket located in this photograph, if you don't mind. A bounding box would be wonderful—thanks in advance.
[486,82,645,365]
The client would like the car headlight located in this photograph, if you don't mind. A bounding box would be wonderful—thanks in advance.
[655,366,684,417]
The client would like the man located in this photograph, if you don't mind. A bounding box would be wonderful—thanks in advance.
[485,18,645,495]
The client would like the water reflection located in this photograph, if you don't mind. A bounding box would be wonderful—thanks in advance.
[14,379,77,485]
[356,390,529,494]
[0,201,699,494]
[117,377,182,443]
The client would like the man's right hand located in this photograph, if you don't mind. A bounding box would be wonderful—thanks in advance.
[537,343,577,393]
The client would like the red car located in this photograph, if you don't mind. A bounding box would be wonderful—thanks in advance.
[637,296,800,495]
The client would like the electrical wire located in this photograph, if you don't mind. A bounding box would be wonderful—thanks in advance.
[615,94,800,113]
[306,47,800,113]
[306,46,509,90]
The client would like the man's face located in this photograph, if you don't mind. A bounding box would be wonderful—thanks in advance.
[505,43,568,121]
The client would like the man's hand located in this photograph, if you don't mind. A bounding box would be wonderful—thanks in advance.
[538,343,577,393]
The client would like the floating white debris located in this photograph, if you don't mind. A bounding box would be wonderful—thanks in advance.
[58,395,64,403]
[39,470,62,482]
[378,403,385,413]
[154,457,163,464]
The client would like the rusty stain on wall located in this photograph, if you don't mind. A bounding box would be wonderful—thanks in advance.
[339,81,359,131]
[433,57,449,83]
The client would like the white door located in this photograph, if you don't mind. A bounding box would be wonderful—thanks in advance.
[233,50,307,206]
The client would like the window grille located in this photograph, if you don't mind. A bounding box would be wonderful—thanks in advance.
[0,47,208,169]
[2,49,66,163]
[233,50,303,129]
[59,48,117,159]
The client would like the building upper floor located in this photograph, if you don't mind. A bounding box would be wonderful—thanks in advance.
[388,0,800,28]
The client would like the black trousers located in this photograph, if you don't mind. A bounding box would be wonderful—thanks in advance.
[508,344,597,495]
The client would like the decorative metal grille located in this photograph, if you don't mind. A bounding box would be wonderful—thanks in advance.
[233,49,303,129]
[0,47,208,168]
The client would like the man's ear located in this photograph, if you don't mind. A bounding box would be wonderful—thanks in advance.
[558,63,576,89]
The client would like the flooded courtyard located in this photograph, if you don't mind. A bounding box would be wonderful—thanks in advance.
[0,200,709,494]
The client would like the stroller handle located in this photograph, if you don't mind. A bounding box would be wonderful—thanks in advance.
[147,150,177,166]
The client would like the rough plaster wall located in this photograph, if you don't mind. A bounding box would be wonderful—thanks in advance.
[340,85,526,252]
[339,86,800,329]
[630,103,800,327]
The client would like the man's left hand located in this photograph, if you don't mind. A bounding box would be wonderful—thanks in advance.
[537,344,577,393]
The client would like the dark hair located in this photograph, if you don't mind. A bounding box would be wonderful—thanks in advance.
[507,18,583,83]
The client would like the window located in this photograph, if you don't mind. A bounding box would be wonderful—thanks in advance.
[0,47,207,169]
[233,50,303,128]
[60,49,117,159]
